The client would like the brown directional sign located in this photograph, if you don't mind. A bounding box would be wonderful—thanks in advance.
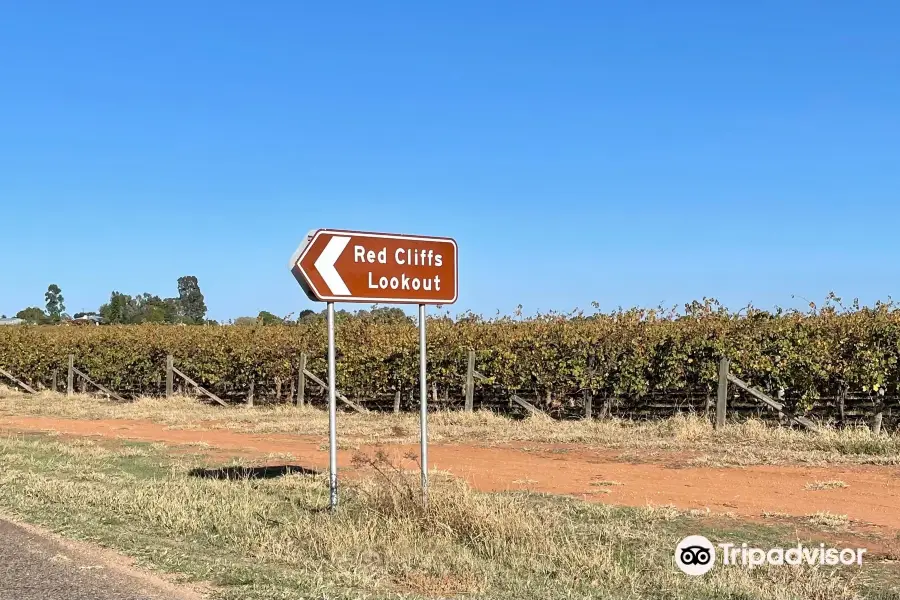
[289,229,458,304]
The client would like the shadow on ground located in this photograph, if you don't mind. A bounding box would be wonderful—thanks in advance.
[189,465,320,480]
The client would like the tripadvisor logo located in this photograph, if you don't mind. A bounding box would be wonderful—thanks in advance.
[675,535,716,576]
[674,536,866,575]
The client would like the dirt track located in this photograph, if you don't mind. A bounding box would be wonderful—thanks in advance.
[3,415,900,532]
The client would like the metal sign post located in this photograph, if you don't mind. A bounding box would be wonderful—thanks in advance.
[418,304,428,503]
[289,229,458,511]
[327,302,338,510]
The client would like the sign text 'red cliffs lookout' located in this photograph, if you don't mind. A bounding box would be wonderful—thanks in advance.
[290,229,458,304]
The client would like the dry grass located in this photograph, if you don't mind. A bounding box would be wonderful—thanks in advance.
[590,480,624,495]
[1,387,899,466]
[762,512,793,520]
[805,480,849,491]
[0,433,877,600]
[806,512,851,529]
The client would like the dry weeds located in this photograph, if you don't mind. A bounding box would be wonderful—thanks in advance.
[807,512,851,529]
[805,480,850,491]
[0,433,877,599]
[1,388,898,466]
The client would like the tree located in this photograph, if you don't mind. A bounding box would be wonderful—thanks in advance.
[296,309,317,323]
[99,292,181,324]
[164,298,181,323]
[134,294,178,323]
[233,316,257,326]
[177,276,207,324]
[16,307,48,324]
[44,284,65,321]
[257,311,283,325]
[99,292,135,324]
[358,306,412,324]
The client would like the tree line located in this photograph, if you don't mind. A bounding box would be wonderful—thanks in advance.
[234,306,412,326]
[9,276,208,325]
[6,278,412,326]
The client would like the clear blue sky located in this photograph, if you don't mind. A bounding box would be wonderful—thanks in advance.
[2,2,899,321]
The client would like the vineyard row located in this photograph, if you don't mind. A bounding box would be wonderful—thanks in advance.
[0,309,898,422]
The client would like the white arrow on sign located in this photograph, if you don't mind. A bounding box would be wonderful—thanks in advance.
[314,235,351,295]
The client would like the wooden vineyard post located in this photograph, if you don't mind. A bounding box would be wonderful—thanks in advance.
[510,394,546,417]
[289,375,295,405]
[247,380,254,407]
[838,385,847,426]
[872,408,883,435]
[716,358,729,430]
[275,378,282,400]
[599,396,610,419]
[169,365,226,406]
[297,353,306,407]
[777,388,787,425]
[431,382,437,405]
[0,368,37,394]
[872,389,886,435]
[67,355,74,397]
[166,355,174,399]
[51,370,58,393]
[727,373,817,431]
[301,369,367,413]
[394,390,401,414]
[464,349,475,413]
[69,366,127,403]
[585,354,596,421]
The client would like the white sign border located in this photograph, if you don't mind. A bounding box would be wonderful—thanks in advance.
[293,229,459,304]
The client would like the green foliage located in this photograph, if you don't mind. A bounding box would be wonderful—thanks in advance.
[232,312,283,326]
[297,309,316,322]
[100,292,179,324]
[3,299,900,411]
[256,311,283,325]
[95,275,206,325]
[177,275,206,324]
[97,272,219,327]
[44,284,64,321]
[15,307,49,325]
[99,292,131,324]
[356,306,414,324]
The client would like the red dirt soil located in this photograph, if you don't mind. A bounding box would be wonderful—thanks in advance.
[4,415,900,533]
